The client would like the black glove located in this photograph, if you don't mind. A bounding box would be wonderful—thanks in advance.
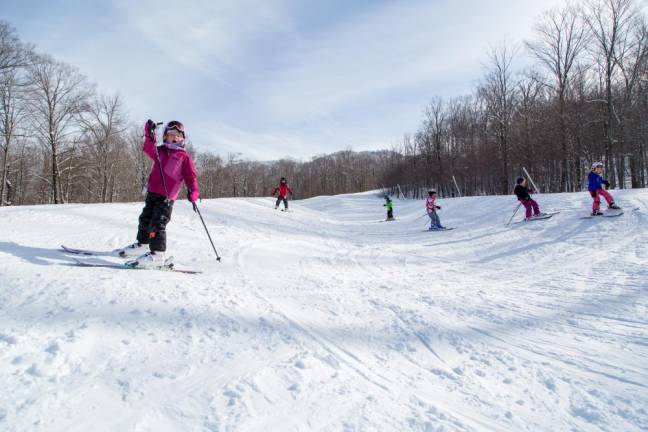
[603,180,610,190]
[145,119,157,140]
[436,205,441,210]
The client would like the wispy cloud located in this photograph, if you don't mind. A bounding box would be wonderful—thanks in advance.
[4,0,567,160]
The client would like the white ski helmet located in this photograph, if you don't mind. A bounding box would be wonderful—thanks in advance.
[591,161,604,170]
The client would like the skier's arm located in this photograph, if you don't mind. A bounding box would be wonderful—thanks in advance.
[183,155,200,202]
[142,120,158,161]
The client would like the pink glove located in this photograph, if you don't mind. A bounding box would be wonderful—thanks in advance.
[144,119,157,141]
[189,190,199,202]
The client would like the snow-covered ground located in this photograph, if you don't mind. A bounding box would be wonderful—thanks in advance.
[1,189,647,431]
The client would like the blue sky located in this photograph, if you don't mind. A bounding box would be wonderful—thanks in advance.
[3,0,567,160]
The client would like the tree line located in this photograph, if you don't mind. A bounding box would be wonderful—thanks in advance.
[1,0,647,207]
[385,0,648,198]
[0,20,392,206]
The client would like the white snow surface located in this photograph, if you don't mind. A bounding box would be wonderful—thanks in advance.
[1,190,647,432]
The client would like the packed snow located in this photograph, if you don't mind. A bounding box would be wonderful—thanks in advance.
[0,189,647,431]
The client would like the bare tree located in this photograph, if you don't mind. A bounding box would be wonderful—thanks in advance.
[422,97,446,192]
[479,42,518,194]
[78,93,128,202]
[526,2,590,191]
[584,0,639,186]
[0,21,31,206]
[0,21,30,72]
[28,55,91,203]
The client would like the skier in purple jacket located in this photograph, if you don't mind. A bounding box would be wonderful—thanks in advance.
[121,120,200,268]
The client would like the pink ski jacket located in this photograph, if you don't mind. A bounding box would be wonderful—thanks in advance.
[426,196,437,213]
[144,136,199,201]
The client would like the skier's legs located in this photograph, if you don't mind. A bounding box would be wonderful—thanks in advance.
[387,209,394,219]
[432,211,441,226]
[598,188,614,205]
[520,199,533,218]
[282,197,288,209]
[275,196,282,208]
[591,190,601,212]
[149,200,174,252]
[427,211,439,227]
[530,199,540,216]
[137,192,161,245]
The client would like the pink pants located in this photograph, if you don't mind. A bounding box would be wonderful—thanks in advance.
[520,199,540,218]
[591,188,613,211]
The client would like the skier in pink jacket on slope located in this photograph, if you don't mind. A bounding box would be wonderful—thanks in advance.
[121,120,200,268]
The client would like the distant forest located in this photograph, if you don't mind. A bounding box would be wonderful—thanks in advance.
[1,0,647,206]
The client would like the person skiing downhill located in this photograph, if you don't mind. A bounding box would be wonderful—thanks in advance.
[588,162,620,216]
[425,190,444,230]
[514,177,544,221]
[384,195,395,221]
[121,120,200,268]
[272,177,293,210]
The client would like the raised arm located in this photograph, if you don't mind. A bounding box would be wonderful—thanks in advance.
[143,120,158,161]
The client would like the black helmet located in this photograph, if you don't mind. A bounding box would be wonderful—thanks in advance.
[428,189,436,195]
[516,177,525,185]
[280,177,287,184]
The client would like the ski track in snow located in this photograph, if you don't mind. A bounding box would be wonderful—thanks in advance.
[0,191,647,431]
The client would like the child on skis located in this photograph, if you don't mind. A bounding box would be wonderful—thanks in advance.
[588,162,620,216]
[514,177,544,221]
[272,177,293,210]
[121,120,200,267]
[425,190,445,230]
[383,195,395,221]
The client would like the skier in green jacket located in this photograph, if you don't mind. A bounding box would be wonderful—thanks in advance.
[384,195,394,221]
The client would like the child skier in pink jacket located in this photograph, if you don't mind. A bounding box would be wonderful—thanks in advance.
[122,120,199,268]
[426,190,445,230]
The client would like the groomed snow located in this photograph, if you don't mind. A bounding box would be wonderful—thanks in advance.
[0,190,647,431]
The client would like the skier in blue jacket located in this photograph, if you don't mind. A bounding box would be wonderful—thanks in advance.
[588,162,620,216]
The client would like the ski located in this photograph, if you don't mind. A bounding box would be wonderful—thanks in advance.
[425,227,455,232]
[61,245,123,257]
[513,211,560,224]
[71,258,202,274]
[580,211,623,219]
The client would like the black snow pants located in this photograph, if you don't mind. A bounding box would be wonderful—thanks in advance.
[275,195,289,209]
[137,192,174,252]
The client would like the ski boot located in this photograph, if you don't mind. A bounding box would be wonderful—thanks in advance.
[126,251,167,269]
[591,209,604,216]
[116,241,147,257]
[608,202,621,210]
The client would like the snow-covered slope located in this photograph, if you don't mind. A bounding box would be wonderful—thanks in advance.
[1,190,647,431]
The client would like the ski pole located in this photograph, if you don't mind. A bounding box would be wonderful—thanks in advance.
[506,203,522,226]
[192,202,222,262]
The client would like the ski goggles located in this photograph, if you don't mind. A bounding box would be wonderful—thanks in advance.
[164,120,185,137]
